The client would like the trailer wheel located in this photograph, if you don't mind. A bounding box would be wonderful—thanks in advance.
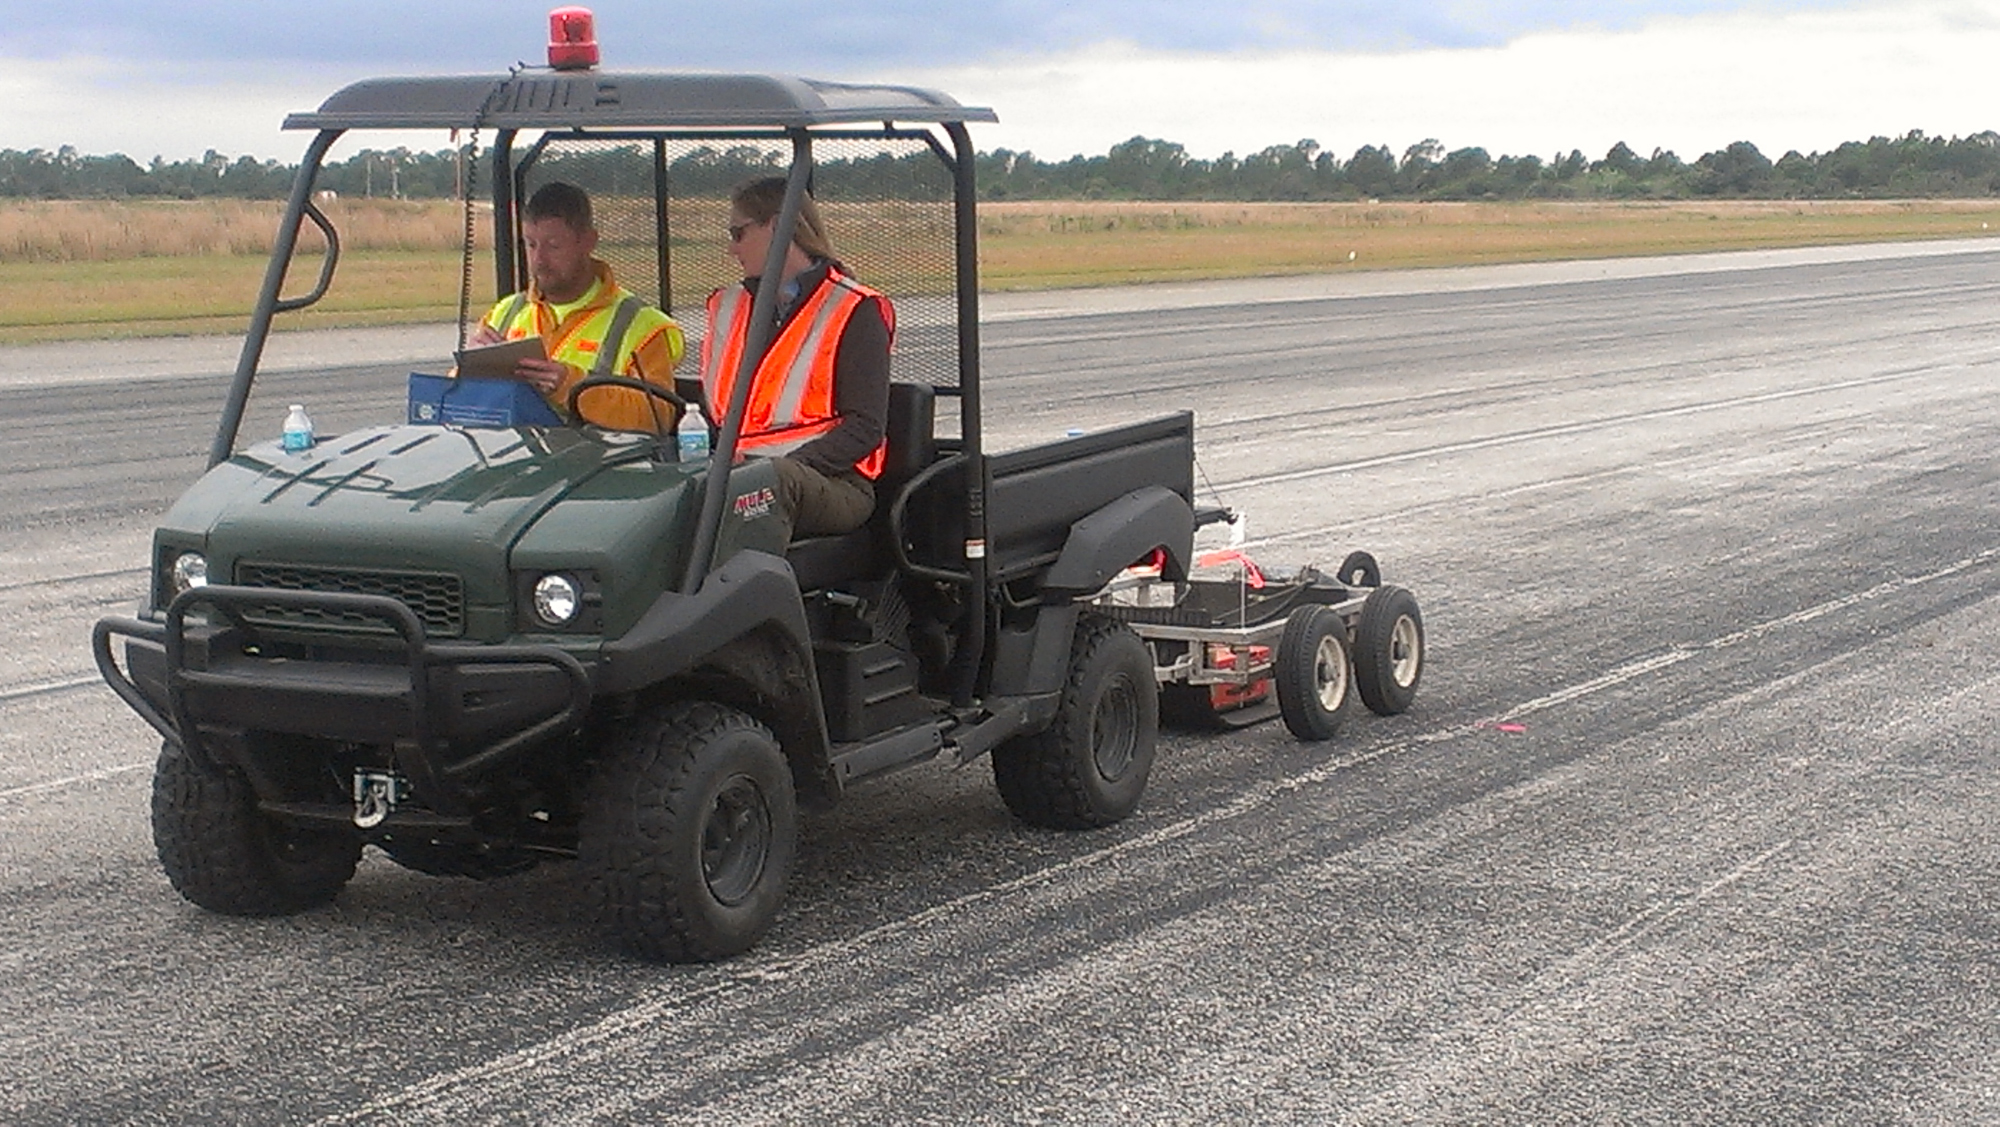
[151,740,360,916]
[1337,550,1381,588]
[993,617,1158,829]
[1352,585,1424,715]
[1275,607,1355,741]
[580,701,797,963]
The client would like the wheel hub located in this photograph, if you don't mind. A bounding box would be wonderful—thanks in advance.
[1313,634,1348,711]
[701,774,772,906]
[1389,614,1421,686]
[1092,675,1140,781]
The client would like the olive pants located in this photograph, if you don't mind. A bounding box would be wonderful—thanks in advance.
[773,456,876,540]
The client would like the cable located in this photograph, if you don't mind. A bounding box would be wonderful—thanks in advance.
[456,66,526,353]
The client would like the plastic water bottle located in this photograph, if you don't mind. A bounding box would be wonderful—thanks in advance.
[281,404,315,453]
[677,409,709,462]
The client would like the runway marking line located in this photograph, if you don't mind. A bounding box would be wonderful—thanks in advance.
[0,565,146,595]
[315,541,2000,1124]
[0,761,147,801]
[1219,360,1974,493]
[0,675,100,707]
[1589,838,1799,958]
[1338,835,1802,1121]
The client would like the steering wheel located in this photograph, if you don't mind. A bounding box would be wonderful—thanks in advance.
[565,375,688,435]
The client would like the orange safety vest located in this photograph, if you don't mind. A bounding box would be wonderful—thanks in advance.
[700,268,893,479]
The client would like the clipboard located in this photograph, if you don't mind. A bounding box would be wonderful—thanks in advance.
[452,336,545,379]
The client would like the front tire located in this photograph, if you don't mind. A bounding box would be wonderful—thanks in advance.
[993,617,1159,829]
[151,741,360,916]
[580,701,797,963]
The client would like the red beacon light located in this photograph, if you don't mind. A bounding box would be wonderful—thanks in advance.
[548,6,600,70]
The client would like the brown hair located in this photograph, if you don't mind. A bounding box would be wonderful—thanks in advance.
[731,176,833,260]
[524,181,593,232]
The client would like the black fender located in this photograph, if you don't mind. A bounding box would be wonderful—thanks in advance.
[1039,486,1195,600]
[599,550,835,800]
[988,603,1081,698]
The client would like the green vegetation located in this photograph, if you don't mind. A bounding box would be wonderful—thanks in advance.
[979,132,2000,201]
[6,129,2000,203]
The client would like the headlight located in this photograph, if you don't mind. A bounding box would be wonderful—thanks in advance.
[169,552,209,595]
[532,573,581,626]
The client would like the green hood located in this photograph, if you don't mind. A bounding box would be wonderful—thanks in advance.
[163,425,669,630]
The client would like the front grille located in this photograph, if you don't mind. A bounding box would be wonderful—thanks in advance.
[235,563,464,638]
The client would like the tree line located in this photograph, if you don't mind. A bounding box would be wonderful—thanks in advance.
[977,132,2000,201]
[5,130,2000,202]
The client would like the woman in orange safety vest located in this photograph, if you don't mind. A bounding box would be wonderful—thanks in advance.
[700,177,893,541]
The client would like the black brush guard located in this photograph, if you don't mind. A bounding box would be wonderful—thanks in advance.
[94,585,590,820]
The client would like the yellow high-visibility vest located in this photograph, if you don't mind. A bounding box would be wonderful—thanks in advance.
[485,260,684,431]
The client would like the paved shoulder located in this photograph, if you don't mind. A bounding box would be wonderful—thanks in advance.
[4,236,1997,391]
[0,323,461,391]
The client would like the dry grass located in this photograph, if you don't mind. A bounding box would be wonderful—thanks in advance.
[0,199,482,263]
[3,197,1998,342]
[0,250,478,341]
[976,199,2000,288]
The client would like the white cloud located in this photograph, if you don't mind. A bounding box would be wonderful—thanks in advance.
[5,1,1998,165]
[903,0,2000,161]
[0,56,354,161]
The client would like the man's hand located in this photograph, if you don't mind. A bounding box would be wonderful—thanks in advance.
[467,322,504,347]
[514,357,573,396]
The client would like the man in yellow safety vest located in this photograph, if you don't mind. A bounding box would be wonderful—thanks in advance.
[469,181,685,431]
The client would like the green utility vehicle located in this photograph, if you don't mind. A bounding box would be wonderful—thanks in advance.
[95,31,1423,963]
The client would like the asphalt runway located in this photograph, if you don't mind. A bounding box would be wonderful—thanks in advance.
[3,241,1999,1123]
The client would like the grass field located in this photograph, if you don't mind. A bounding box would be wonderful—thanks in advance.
[3,197,1997,343]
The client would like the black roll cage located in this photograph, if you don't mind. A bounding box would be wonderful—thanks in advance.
[211,70,996,673]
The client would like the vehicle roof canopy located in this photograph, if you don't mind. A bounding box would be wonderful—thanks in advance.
[283,71,998,132]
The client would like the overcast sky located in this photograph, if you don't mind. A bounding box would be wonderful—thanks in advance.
[2,0,1996,165]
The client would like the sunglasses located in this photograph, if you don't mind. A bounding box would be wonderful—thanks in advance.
[728,221,757,243]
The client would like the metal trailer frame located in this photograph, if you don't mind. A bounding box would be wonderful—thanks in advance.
[1089,565,1366,690]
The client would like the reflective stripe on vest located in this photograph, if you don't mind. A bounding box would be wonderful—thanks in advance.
[495,291,645,370]
[591,296,645,379]
[495,293,530,338]
[700,270,892,479]
[494,290,653,422]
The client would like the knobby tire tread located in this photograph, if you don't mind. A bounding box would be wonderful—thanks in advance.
[150,742,359,916]
[992,616,1156,830]
[580,700,791,963]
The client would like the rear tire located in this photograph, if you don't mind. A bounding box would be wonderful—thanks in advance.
[151,741,360,916]
[993,618,1158,829]
[580,701,797,963]
[1275,606,1355,741]
[1352,585,1424,715]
